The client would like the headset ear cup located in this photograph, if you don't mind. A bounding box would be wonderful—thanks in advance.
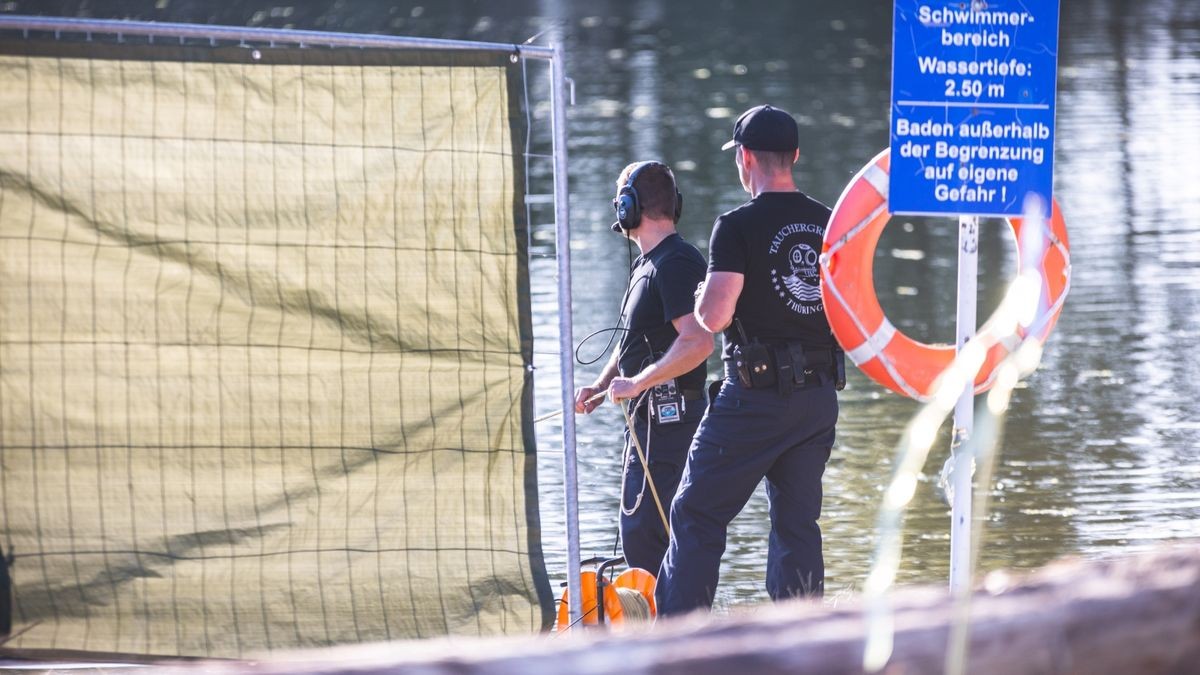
[615,186,641,230]
[674,190,684,223]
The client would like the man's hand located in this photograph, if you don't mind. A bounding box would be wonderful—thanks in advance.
[608,376,645,403]
[574,385,606,414]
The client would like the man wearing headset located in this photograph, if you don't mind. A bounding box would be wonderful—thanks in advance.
[573,161,713,575]
[656,105,844,615]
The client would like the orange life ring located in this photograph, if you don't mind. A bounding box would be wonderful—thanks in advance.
[819,148,1071,400]
[554,568,657,631]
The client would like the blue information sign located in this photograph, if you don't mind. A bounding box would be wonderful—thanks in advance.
[890,0,1060,216]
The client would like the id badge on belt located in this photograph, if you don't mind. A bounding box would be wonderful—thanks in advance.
[649,380,684,424]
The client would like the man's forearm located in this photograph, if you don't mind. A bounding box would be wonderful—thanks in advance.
[632,333,711,391]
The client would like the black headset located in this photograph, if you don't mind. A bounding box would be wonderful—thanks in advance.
[611,161,684,233]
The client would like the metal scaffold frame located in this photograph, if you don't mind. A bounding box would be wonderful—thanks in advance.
[0,14,584,631]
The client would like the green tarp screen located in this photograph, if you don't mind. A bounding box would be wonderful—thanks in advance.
[0,40,553,658]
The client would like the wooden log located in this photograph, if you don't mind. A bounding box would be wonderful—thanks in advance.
[129,542,1200,674]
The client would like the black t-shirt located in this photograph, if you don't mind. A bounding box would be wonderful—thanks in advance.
[617,233,708,391]
[708,191,835,360]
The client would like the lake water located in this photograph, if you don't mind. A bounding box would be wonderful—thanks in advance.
[14,0,1198,612]
[518,0,1200,610]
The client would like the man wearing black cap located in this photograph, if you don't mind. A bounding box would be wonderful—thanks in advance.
[656,105,843,615]
[573,161,712,575]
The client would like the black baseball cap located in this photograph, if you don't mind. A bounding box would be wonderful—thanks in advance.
[721,104,799,152]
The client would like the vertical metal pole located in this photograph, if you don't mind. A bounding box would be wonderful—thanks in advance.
[550,40,583,628]
[949,215,978,591]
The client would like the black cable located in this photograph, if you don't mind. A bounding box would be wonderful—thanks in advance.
[573,235,646,367]
[573,326,630,366]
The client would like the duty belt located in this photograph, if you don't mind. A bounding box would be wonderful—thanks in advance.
[726,342,845,395]
[729,319,847,394]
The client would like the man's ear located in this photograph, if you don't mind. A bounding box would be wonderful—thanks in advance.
[792,148,800,165]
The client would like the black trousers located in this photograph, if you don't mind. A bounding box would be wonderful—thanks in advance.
[656,373,838,615]
[619,396,705,575]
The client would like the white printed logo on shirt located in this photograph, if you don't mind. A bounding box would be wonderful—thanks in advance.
[768,222,824,315]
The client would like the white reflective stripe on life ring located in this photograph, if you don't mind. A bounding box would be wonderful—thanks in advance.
[847,318,897,367]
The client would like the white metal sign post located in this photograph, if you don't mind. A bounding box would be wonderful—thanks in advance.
[951,215,978,591]
[889,0,1060,590]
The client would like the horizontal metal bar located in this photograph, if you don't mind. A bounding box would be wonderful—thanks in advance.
[0,15,556,59]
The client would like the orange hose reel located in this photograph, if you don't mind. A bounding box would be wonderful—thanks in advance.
[554,566,656,631]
